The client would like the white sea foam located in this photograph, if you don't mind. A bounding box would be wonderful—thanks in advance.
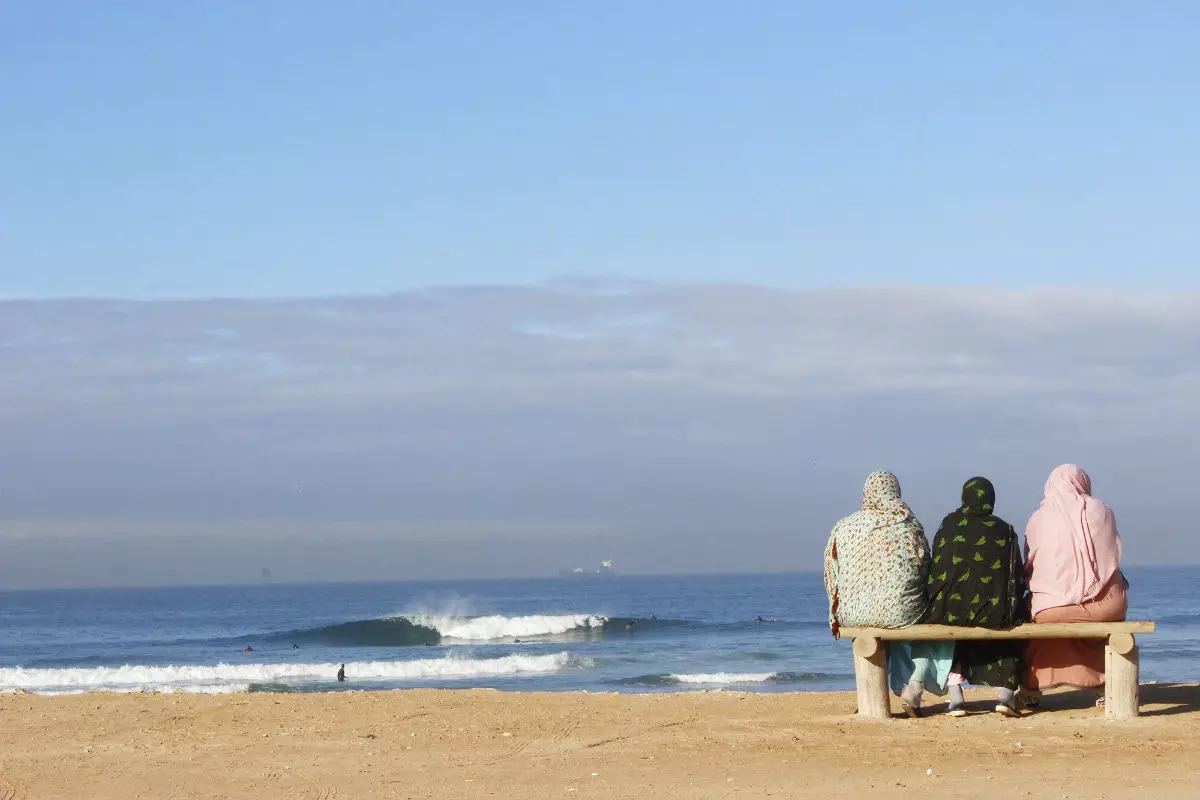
[37,683,254,696]
[403,613,607,640]
[0,652,577,695]
[670,672,777,684]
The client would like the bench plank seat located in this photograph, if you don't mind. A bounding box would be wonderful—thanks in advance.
[839,621,1155,721]
[839,621,1154,641]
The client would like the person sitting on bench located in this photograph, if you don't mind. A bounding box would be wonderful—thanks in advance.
[914,476,1026,718]
[1023,465,1128,707]
[825,471,944,708]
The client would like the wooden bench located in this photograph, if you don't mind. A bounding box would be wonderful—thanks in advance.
[838,622,1156,720]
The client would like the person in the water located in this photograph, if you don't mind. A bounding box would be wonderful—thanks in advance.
[337,664,345,682]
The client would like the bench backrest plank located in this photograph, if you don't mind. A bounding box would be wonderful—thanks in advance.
[839,621,1154,640]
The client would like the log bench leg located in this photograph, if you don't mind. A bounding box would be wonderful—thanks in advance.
[852,637,890,720]
[1105,633,1140,720]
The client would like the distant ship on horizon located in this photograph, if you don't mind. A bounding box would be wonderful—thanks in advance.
[558,560,616,579]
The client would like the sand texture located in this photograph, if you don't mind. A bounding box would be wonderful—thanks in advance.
[2,686,1199,799]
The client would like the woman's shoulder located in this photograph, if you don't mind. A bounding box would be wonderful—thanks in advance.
[829,510,865,539]
[1084,497,1119,537]
[989,513,1016,529]
[832,509,863,529]
[992,515,1020,539]
[1023,504,1047,535]
[1086,496,1117,520]
[896,514,925,535]
[924,514,950,543]
[937,510,963,529]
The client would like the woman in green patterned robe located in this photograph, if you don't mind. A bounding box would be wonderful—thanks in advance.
[925,476,1027,716]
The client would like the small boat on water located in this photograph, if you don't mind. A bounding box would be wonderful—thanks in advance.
[557,560,616,579]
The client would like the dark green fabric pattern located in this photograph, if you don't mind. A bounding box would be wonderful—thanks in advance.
[924,476,1027,689]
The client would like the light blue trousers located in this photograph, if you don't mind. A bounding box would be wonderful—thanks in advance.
[887,640,956,696]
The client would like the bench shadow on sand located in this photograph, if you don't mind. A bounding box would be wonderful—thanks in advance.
[913,684,1200,718]
[1138,684,1200,717]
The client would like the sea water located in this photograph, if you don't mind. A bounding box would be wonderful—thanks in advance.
[0,568,1193,695]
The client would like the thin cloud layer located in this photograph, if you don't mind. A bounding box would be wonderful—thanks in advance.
[1,282,1196,587]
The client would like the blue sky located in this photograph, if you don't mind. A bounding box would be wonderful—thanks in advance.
[2,1,1198,299]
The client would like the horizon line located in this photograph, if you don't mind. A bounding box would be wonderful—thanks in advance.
[1,563,1191,594]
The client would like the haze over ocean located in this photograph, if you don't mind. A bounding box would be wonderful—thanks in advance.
[2,283,1198,588]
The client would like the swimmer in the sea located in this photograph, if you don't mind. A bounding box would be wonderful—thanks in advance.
[337,664,346,682]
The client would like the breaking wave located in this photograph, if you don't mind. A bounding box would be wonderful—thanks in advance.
[0,652,580,695]
[404,613,607,640]
[260,613,680,647]
[267,617,441,647]
[672,672,778,684]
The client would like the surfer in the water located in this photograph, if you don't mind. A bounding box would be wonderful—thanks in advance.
[337,664,345,682]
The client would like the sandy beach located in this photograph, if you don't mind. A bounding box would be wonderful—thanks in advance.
[2,686,1198,799]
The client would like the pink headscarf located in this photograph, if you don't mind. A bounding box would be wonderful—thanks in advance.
[1025,464,1123,617]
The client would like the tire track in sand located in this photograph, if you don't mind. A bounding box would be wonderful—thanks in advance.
[482,712,583,765]
[585,717,694,750]
[135,780,184,800]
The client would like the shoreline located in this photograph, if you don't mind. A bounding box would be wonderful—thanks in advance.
[3,686,1199,798]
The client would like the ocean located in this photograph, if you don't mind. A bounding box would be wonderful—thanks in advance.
[1,568,1194,696]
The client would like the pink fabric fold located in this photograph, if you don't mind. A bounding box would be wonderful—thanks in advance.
[1024,464,1123,617]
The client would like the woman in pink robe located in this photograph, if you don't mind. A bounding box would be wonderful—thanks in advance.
[1023,465,1127,698]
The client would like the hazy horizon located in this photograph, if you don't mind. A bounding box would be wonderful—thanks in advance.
[2,280,1196,589]
[6,563,1200,596]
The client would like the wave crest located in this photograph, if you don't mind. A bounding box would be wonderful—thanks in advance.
[275,618,440,647]
[671,672,777,684]
[267,613,622,647]
[405,613,608,640]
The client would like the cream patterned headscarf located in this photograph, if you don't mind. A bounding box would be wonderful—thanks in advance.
[860,471,914,524]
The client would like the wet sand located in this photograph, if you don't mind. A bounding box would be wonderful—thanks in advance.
[1,685,1198,799]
